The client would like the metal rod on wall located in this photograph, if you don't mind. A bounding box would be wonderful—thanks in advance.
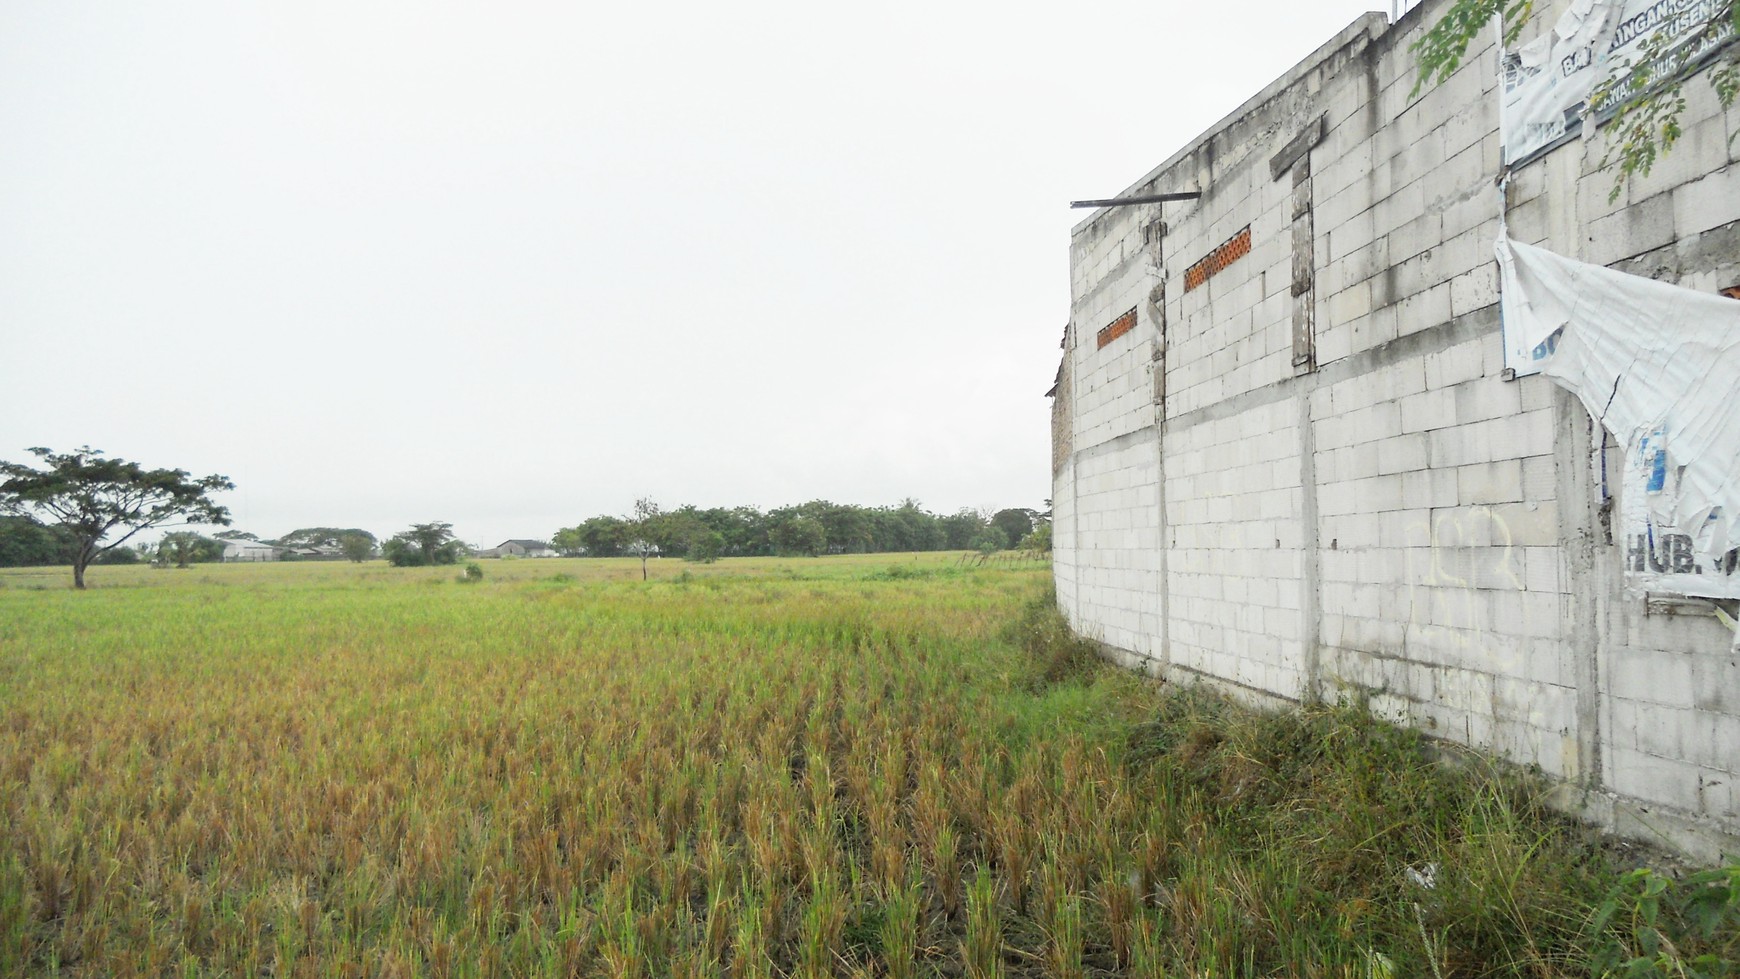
[1069,192,1203,209]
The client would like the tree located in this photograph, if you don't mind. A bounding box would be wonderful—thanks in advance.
[157,531,223,568]
[382,522,465,567]
[769,514,827,556]
[550,526,585,557]
[657,508,725,561]
[1020,522,1054,553]
[685,529,725,564]
[1414,0,1738,198]
[970,527,1006,555]
[628,498,661,580]
[0,515,77,567]
[0,446,232,589]
[721,506,770,556]
[276,527,375,550]
[339,533,375,563]
[991,508,1037,550]
[941,509,990,550]
[561,515,630,558]
[886,499,945,552]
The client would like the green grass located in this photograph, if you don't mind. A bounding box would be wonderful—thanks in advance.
[0,556,1734,977]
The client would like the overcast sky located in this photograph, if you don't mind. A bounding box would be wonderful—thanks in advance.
[2,1,1386,547]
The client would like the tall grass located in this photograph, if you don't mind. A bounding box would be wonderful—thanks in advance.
[0,556,1734,976]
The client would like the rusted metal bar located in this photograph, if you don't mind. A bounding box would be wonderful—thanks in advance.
[1069,192,1202,209]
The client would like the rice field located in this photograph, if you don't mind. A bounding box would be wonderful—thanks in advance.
[1,556,1733,977]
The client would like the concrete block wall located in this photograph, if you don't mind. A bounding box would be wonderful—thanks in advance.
[1164,397,1309,701]
[1052,0,1740,860]
[1072,437,1162,659]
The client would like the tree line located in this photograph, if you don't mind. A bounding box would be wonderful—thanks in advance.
[552,499,1047,562]
[2,445,1051,588]
[0,519,381,569]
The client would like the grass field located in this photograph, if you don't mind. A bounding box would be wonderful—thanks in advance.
[1,556,1735,977]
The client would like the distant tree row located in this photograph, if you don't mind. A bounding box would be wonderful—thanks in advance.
[0,518,387,569]
[0,516,144,568]
[213,527,380,563]
[552,500,1047,561]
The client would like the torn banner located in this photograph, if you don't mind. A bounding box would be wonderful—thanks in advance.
[1499,0,1618,164]
[1498,0,1735,167]
[1495,235,1740,597]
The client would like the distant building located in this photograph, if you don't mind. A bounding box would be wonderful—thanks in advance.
[479,539,557,559]
[221,539,284,563]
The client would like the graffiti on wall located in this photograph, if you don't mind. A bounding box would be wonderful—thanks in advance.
[1403,507,1528,668]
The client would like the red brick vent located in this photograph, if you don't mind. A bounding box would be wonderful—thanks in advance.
[1096,307,1137,349]
[1183,225,1252,292]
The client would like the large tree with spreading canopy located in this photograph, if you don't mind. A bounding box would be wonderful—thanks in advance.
[0,446,233,589]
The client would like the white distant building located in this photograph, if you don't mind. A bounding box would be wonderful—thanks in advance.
[221,539,283,563]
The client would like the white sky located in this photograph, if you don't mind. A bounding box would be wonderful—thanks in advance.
[1,1,1386,547]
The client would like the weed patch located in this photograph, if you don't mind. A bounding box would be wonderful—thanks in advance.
[1121,681,1738,976]
[1007,586,1102,690]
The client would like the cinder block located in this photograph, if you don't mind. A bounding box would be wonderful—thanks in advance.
[1343,401,1403,446]
[1521,546,1563,593]
[1347,305,1401,352]
[1425,339,1487,390]
[1396,282,1452,337]
[1521,454,1557,500]
[1673,164,1740,238]
[1454,378,1525,424]
[1403,467,1458,509]
[1429,425,1491,469]
[1339,441,1382,482]
[1483,499,1558,546]
[1583,192,1676,266]
[1391,211,1445,264]
[1609,744,1704,814]
[1400,387,1457,433]
[1457,459,1524,505]
[1689,711,1740,774]
[1450,264,1500,317]
[1375,433,1430,475]
[1375,178,1427,236]
[1609,647,1697,709]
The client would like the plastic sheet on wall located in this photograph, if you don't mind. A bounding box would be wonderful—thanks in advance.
[1496,235,1740,596]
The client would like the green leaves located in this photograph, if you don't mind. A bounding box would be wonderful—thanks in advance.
[1587,866,1740,976]
[1409,0,1535,96]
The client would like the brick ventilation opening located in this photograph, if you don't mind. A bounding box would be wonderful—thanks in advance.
[1183,225,1252,292]
[1096,307,1137,349]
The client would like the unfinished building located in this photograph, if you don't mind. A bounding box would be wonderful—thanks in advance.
[1051,0,1740,858]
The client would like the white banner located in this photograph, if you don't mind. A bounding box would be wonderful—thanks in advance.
[1499,0,1733,165]
[1495,236,1740,594]
[1594,0,1737,115]
[1500,0,1620,163]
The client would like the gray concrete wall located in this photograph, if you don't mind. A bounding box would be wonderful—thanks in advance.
[1053,0,1740,860]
